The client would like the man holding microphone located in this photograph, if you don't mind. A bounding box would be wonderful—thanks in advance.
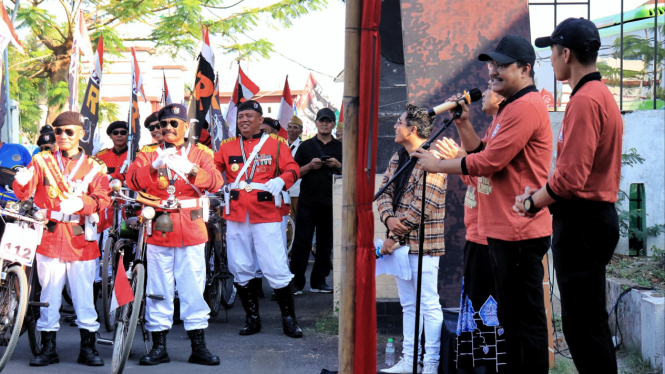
[412,35,553,372]
[514,19,623,374]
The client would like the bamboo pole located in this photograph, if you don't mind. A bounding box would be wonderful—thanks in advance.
[339,0,361,371]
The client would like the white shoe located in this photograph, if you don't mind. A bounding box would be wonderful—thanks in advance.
[422,363,438,374]
[380,358,422,373]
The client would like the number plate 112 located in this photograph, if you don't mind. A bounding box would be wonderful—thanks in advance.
[0,223,42,267]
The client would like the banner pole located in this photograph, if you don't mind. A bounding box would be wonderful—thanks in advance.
[340,0,361,372]
[5,0,20,141]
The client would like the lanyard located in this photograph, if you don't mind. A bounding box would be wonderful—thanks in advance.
[239,136,260,183]
[56,150,85,183]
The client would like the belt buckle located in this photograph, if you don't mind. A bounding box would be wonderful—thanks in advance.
[245,184,253,193]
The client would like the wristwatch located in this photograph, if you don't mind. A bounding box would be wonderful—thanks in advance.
[188,164,199,177]
[524,196,541,214]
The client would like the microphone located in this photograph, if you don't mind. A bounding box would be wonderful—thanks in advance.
[428,88,483,117]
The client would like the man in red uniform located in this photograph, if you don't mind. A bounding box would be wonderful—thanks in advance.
[144,111,163,145]
[126,103,223,366]
[412,35,553,372]
[214,100,303,338]
[96,121,129,182]
[13,111,111,367]
[514,19,623,374]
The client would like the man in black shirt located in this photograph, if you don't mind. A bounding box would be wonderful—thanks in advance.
[290,108,342,294]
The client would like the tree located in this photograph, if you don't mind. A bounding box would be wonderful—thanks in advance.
[8,0,327,138]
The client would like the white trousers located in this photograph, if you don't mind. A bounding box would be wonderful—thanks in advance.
[395,254,443,365]
[226,213,293,289]
[145,244,209,332]
[281,215,288,255]
[36,254,100,332]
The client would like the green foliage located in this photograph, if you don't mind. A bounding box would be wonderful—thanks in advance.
[313,310,339,335]
[100,101,120,124]
[9,0,328,136]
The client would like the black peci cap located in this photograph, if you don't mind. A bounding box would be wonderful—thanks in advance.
[535,18,601,52]
[52,111,84,127]
[106,121,128,135]
[237,100,263,115]
[262,117,280,131]
[316,108,336,122]
[158,104,188,122]
[144,111,159,128]
[37,125,55,146]
[478,35,536,67]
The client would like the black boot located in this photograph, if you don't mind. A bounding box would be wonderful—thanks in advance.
[250,277,265,299]
[274,283,303,338]
[29,331,59,366]
[187,329,220,365]
[139,330,170,365]
[77,329,104,366]
[236,282,261,335]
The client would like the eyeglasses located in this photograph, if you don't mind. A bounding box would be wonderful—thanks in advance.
[159,120,180,129]
[112,130,128,136]
[148,124,159,132]
[54,128,75,137]
[487,61,514,72]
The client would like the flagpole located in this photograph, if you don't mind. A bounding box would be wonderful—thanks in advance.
[340,0,361,371]
[4,0,20,141]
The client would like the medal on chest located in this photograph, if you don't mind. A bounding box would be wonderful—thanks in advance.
[47,186,58,198]
[231,163,239,172]
[158,169,169,190]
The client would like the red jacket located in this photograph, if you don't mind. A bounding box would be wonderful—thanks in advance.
[13,150,111,261]
[95,147,129,232]
[214,133,300,224]
[126,142,223,247]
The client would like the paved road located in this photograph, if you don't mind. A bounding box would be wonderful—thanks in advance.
[4,272,339,374]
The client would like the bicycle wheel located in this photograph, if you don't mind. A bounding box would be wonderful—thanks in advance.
[102,236,117,332]
[26,266,43,356]
[286,215,296,256]
[206,245,223,317]
[111,262,144,374]
[0,266,28,372]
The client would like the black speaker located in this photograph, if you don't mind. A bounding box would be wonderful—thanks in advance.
[379,0,404,65]
[439,308,459,374]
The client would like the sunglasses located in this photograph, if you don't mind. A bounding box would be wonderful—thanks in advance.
[159,120,180,129]
[54,128,76,137]
[148,124,160,132]
[112,130,128,136]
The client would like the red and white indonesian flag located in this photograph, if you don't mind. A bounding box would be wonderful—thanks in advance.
[109,256,134,314]
[201,25,215,69]
[276,76,293,139]
[224,66,260,137]
[0,5,23,53]
[162,71,172,106]
[131,47,146,103]
[68,10,94,111]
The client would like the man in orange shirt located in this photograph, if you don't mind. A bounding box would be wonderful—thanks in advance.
[215,100,303,338]
[144,111,163,145]
[13,111,111,367]
[127,104,224,366]
[412,35,553,372]
[514,19,623,374]
[96,121,129,182]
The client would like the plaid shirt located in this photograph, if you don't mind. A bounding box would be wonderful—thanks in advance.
[377,152,447,256]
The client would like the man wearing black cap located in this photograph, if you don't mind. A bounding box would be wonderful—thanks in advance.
[13,111,111,367]
[513,19,623,374]
[96,121,129,182]
[260,117,281,135]
[411,35,553,372]
[126,103,224,366]
[33,125,57,155]
[290,107,342,294]
[214,100,303,338]
[144,111,163,145]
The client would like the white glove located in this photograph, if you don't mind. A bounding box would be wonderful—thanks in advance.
[152,147,176,170]
[14,166,34,187]
[166,154,195,175]
[265,177,285,197]
[60,197,84,215]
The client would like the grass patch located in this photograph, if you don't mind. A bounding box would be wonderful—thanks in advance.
[619,348,659,374]
[314,310,339,336]
[607,250,665,296]
[549,356,577,374]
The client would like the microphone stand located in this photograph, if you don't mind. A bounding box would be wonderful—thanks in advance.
[373,109,462,374]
